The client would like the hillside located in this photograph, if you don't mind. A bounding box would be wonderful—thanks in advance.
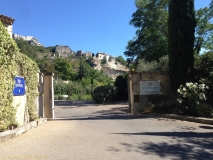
[15,39,128,79]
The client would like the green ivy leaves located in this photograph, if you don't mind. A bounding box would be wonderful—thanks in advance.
[0,21,39,131]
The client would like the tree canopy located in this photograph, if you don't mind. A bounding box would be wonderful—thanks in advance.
[124,0,169,62]
[54,58,75,80]
[125,0,213,63]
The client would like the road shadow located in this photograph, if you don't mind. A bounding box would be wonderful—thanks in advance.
[54,100,128,107]
[109,131,213,159]
[54,104,157,120]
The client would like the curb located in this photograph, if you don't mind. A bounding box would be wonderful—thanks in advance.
[144,113,213,125]
[0,118,47,142]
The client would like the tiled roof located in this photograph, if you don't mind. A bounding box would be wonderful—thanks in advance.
[0,14,15,25]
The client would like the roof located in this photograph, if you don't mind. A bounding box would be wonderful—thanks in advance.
[0,14,15,25]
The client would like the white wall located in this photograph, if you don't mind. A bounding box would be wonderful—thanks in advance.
[4,24,12,38]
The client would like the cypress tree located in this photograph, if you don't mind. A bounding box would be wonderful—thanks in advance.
[168,0,196,92]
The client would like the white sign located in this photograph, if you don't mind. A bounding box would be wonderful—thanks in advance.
[140,81,161,95]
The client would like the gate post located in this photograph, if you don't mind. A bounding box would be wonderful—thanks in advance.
[43,74,54,119]
[38,73,44,117]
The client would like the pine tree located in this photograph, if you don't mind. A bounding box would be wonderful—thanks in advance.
[168,0,196,92]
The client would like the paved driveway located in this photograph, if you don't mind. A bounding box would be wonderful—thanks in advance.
[1,100,213,160]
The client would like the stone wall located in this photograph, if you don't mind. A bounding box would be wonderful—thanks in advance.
[4,24,12,38]
[128,71,177,114]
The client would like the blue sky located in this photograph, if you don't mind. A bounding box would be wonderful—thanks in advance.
[0,0,212,58]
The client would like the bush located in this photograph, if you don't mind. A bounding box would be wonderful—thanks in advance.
[136,55,168,72]
[177,82,212,117]
[68,94,79,100]
[194,52,213,106]
[54,94,59,100]
[81,94,92,100]
[92,85,117,103]
[196,103,213,118]
[54,80,70,95]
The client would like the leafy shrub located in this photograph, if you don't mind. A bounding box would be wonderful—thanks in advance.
[54,94,59,100]
[0,21,40,131]
[54,80,70,95]
[177,82,212,117]
[136,55,168,72]
[92,85,117,103]
[196,103,213,118]
[101,59,107,66]
[194,52,213,106]
[68,94,79,100]
[81,94,92,100]
[116,56,127,66]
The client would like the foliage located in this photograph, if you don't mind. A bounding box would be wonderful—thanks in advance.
[37,58,57,75]
[0,22,39,131]
[78,58,89,79]
[15,39,38,61]
[81,77,92,87]
[54,58,75,80]
[196,103,213,118]
[136,55,168,72]
[79,58,112,85]
[125,0,213,65]
[92,85,117,103]
[114,74,128,100]
[124,0,169,62]
[168,0,196,92]
[116,56,127,66]
[194,52,213,106]
[177,82,212,117]
[194,7,213,54]
[54,80,69,95]
[101,59,107,66]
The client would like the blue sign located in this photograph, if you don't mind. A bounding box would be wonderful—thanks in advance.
[13,76,26,96]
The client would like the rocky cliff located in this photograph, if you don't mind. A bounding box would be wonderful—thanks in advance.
[91,57,128,79]
[55,45,75,58]
[13,34,43,46]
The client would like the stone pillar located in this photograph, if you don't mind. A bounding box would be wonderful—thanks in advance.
[127,72,133,114]
[43,74,54,119]
[38,73,44,117]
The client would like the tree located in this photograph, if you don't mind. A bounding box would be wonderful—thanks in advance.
[124,0,169,62]
[101,59,107,66]
[54,58,75,80]
[15,39,38,61]
[116,56,127,66]
[37,58,57,75]
[78,58,89,79]
[168,0,196,92]
[125,0,213,63]
[194,6,213,54]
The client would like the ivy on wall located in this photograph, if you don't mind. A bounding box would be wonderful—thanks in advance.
[0,21,39,131]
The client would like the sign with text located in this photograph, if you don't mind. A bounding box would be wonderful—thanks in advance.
[140,81,161,95]
[13,76,26,96]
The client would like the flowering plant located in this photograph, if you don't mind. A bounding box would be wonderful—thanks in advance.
[177,82,209,115]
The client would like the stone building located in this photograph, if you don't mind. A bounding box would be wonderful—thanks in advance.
[0,14,15,38]
[83,52,92,59]
[96,52,105,60]
[77,50,83,56]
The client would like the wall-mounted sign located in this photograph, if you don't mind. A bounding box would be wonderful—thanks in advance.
[13,76,26,96]
[140,81,161,95]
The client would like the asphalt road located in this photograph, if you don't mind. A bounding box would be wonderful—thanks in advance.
[1,100,213,160]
